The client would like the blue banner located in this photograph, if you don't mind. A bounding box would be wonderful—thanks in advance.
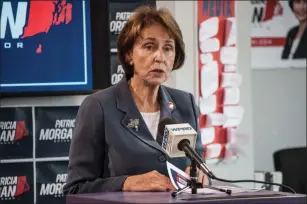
[0,0,92,93]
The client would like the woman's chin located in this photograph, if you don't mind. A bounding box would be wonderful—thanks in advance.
[145,77,168,86]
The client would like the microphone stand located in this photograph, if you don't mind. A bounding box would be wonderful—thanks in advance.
[190,159,198,194]
[171,158,199,198]
[171,158,232,198]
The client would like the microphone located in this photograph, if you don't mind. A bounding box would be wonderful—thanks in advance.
[158,118,297,195]
[158,118,216,179]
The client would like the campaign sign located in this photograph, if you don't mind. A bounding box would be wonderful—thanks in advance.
[0,107,33,160]
[0,0,92,93]
[250,0,306,68]
[0,162,34,204]
[36,161,68,204]
[109,0,156,50]
[35,106,78,158]
[110,53,124,85]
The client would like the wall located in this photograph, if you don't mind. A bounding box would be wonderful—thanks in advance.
[252,68,306,171]
[1,1,255,187]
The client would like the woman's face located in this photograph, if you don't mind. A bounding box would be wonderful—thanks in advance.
[129,23,176,86]
[292,0,307,22]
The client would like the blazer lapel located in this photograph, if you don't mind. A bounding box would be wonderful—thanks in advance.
[156,86,181,145]
[116,77,166,154]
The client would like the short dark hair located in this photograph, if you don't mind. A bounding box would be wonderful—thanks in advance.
[288,0,305,10]
[116,6,185,78]
[289,0,294,10]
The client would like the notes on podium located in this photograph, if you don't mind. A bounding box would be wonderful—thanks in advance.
[166,161,262,195]
[182,185,262,195]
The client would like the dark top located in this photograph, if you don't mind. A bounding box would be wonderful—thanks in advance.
[63,76,205,194]
[281,25,307,59]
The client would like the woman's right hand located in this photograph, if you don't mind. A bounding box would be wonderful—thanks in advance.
[122,170,175,192]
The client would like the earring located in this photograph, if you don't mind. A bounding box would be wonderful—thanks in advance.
[130,61,133,65]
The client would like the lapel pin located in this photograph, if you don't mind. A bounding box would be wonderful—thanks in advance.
[127,119,139,131]
[168,102,174,110]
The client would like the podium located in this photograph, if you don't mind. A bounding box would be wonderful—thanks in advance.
[66,191,306,204]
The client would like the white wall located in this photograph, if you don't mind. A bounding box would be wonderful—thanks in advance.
[252,69,306,171]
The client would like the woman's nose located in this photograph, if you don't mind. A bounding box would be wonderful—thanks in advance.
[154,48,166,63]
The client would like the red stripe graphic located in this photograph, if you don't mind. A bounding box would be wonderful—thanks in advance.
[252,37,286,47]
[14,121,28,141]
[15,176,30,196]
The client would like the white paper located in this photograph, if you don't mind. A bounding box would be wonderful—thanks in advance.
[224,64,237,72]
[200,61,219,98]
[227,128,249,146]
[223,106,244,128]
[225,17,236,46]
[205,113,227,127]
[200,38,220,53]
[223,118,242,128]
[204,143,222,159]
[199,95,216,115]
[200,53,214,65]
[221,72,242,88]
[200,127,215,145]
[199,17,219,42]
[223,87,240,105]
[166,161,190,190]
[220,46,237,65]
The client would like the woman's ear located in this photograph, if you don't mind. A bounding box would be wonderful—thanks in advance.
[125,53,133,65]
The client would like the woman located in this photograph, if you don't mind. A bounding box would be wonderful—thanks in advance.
[64,6,208,194]
[281,0,306,59]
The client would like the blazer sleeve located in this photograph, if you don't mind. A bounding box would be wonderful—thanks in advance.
[189,93,212,185]
[63,95,128,194]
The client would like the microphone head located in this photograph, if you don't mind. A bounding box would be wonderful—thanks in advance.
[159,118,197,158]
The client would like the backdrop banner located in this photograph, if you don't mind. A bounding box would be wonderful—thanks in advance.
[0,106,78,204]
[0,162,34,203]
[35,107,78,158]
[250,0,306,69]
[36,161,69,204]
[0,107,33,160]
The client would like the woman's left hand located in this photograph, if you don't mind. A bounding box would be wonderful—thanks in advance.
[185,166,209,185]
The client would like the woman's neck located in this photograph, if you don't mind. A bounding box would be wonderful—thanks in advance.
[129,76,160,113]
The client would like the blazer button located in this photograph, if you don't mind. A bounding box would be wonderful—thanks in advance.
[159,155,166,162]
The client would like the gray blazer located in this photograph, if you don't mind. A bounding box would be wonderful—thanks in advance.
[63,76,204,194]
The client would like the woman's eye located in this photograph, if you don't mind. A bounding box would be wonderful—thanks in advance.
[164,45,174,51]
[144,44,154,50]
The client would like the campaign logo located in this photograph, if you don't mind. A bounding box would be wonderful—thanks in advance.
[251,0,283,24]
[38,119,75,143]
[0,176,30,200]
[0,0,72,53]
[0,121,28,144]
[39,174,67,198]
[170,127,192,132]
